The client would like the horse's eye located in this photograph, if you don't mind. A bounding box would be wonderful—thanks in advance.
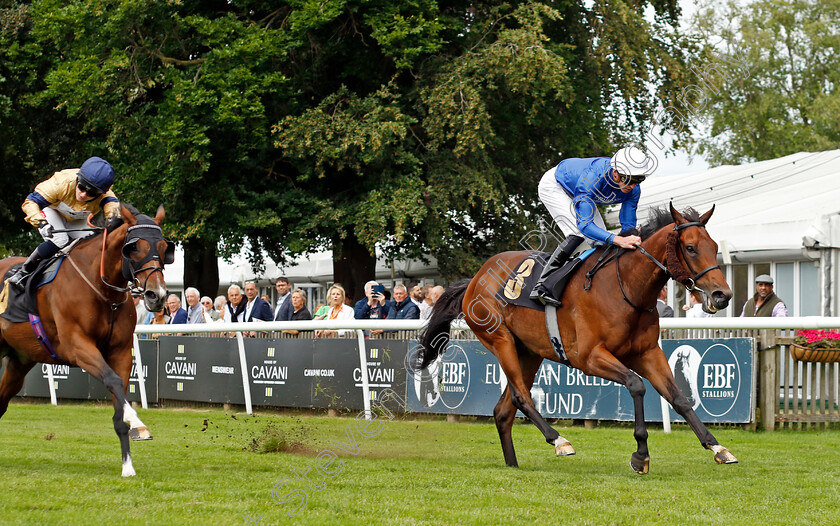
[686,245,696,254]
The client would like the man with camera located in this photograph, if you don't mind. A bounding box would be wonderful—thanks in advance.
[354,280,391,336]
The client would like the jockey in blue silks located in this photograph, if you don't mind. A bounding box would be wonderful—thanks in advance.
[530,146,655,306]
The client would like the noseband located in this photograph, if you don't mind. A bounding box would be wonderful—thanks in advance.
[637,221,720,292]
[589,221,721,313]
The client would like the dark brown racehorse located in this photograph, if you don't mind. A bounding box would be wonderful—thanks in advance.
[0,204,171,477]
[420,204,738,473]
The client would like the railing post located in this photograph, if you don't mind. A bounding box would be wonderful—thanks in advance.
[759,329,777,431]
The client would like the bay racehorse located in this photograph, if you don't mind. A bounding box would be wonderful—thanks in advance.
[419,204,738,473]
[0,204,172,476]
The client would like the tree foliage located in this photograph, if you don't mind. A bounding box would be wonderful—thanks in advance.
[0,0,694,297]
[689,0,840,165]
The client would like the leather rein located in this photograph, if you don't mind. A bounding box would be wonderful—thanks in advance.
[585,221,720,313]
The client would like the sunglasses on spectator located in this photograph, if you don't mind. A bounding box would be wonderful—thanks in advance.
[77,177,103,198]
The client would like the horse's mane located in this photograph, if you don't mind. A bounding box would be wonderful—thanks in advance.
[638,207,701,240]
[72,202,142,248]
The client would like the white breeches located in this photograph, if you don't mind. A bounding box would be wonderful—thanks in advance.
[538,169,607,241]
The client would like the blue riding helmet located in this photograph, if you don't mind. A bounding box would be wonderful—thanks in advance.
[78,157,115,194]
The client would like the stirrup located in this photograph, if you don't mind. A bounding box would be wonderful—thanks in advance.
[7,271,27,290]
[530,285,561,307]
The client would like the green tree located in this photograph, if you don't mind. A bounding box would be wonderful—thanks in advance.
[688,0,840,165]
[5,0,694,300]
[0,1,85,256]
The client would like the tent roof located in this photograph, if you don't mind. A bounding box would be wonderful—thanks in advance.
[606,149,840,253]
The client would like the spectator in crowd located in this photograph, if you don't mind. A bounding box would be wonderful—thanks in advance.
[184,287,205,324]
[420,285,446,320]
[355,280,389,320]
[656,286,674,318]
[148,308,169,339]
[143,308,168,325]
[683,290,713,318]
[316,283,354,338]
[226,284,246,323]
[201,296,219,322]
[243,281,273,338]
[282,289,313,336]
[418,285,435,320]
[273,277,294,321]
[133,295,148,326]
[214,295,227,321]
[387,284,420,320]
[409,283,424,308]
[166,294,188,324]
[740,274,788,317]
[244,281,273,322]
[312,303,328,320]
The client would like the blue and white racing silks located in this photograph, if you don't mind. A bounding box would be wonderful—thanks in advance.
[553,157,640,245]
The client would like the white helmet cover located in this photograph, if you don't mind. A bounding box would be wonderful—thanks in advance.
[610,147,655,177]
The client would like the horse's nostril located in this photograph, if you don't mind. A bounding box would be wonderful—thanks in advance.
[712,290,730,308]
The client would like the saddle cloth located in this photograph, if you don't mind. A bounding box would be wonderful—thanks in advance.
[0,256,65,323]
[493,249,596,311]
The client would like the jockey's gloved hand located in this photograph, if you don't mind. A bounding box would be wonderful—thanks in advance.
[37,220,54,238]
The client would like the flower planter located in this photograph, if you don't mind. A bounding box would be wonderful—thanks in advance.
[791,343,840,363]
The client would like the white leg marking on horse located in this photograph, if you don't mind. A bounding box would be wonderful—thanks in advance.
[122,402,146,429]
[122,453,136,477]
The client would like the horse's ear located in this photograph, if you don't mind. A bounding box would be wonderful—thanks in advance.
[121,204,137,226]
[669,201,687,225]
[699,204,715,225]
[154,205,166,226]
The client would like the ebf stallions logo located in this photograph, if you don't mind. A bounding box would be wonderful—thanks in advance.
[668,343,741,417]
[407,342,471,410]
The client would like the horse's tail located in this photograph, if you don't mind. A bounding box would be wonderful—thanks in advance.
[418,279,471,369]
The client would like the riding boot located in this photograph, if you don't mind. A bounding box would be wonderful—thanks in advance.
[529,235,584,306]
[6,249,45,291]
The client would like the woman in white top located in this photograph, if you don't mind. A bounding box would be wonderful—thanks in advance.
[683,291,714,318]
[316,284,355,338]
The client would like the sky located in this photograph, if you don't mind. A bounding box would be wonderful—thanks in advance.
[644,0,711,177]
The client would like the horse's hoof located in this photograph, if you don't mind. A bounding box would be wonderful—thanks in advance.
[554,439,575,456]
[630,453,650,474]
[714,448,738,464]
[129,426,153,441]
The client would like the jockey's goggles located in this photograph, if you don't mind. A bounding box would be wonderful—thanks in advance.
[623,174,646,185]
[77,176,103,198]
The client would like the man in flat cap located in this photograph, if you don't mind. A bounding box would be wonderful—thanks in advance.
[740,274,788,317]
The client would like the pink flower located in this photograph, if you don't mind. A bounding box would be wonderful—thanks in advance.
[795,329,840,349]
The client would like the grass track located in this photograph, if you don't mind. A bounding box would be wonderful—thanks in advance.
[1,401,839,525]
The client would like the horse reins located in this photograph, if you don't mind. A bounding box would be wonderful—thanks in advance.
[64,221,170,306]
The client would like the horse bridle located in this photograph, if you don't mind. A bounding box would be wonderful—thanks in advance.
[584,221,720,312]
[116,223,175,296]
[636,221,720,289]
[628,221,720,311]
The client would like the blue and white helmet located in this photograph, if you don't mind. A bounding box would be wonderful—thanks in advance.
[78,157,115,193]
